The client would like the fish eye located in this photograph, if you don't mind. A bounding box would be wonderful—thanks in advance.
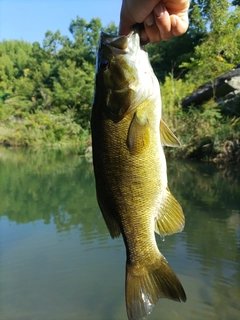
[99,59,109,71]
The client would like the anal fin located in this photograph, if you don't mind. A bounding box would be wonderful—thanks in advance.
[155,187,185,237]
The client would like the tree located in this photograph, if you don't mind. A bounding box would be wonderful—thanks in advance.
[181,1,240,86]
[68,17,102,66]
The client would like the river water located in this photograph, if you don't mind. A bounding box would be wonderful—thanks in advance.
[0,147,239,320]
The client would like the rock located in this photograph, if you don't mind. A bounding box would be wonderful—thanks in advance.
[182,65,240,109]
[217,89,240,116]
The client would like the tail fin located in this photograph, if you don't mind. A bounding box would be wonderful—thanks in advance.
[125,256,186,320]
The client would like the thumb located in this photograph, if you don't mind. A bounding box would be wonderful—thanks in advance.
[171,14,189,36]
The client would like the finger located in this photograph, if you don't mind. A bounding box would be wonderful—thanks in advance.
[119,2,136,35]
[170,14,189,36]
[145,12,155,28]
[119,23,132,36]
[119,13,133,36]
[144,20,162,44]
[154,4,173,41]
[143,12,161,44]
[140,29,149,45]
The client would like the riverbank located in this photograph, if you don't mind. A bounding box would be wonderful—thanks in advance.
[1,74,239,166]
[160,76,240,166]
[0,109,90,153]
[0,109,239,167]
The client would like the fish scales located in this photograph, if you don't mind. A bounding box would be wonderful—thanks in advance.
[91,28,186,320]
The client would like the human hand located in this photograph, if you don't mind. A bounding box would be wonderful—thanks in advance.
[119,0,190,44]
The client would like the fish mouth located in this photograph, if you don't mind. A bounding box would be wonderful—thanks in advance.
[101,27,140,54]
[101,33,130,52]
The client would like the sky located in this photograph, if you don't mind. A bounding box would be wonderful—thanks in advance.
[0,0,122,44]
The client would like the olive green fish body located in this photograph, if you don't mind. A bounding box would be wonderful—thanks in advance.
[91,29,186,320]
[92,99,163,253]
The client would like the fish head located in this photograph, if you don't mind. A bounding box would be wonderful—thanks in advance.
[94,28,159,119]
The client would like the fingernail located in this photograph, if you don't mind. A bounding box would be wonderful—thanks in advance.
[140,30,148,43]
[145,13,154,26]
[154,3,164,18]
[171,16,177,27]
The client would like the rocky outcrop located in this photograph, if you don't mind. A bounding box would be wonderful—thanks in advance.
[182,65,240,115]
[216,88,240,116]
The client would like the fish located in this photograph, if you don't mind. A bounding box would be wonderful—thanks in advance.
[91,27,186,320]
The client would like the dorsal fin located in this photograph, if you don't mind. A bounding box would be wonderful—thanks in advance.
[160,119,181,147]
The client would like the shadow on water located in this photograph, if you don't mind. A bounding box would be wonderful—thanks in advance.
[0,147,239,320]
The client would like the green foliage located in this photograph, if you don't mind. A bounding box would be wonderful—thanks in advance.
[68,16,102,65]
[148,0,240,86]
[151,1,240,163]
[181,1,240,86]
[0,17,105,148]
[0,7,239,163]
[161,75,195,114]
[161,74,240,162]
[0,109,88,150]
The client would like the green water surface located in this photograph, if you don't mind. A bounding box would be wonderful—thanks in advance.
[0,147,239,320]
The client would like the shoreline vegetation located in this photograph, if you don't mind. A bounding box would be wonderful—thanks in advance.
[0,1,240,166]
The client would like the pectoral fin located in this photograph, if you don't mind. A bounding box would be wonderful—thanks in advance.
[155,187,185,236]
[127,111,150,154]
[160,119,181,147]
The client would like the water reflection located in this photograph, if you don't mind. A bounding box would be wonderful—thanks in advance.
[0,148,239,320]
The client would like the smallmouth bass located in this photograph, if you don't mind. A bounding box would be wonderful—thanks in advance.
[91,28,186,320]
